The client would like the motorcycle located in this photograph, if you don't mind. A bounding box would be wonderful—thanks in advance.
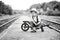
[21,21,49,32]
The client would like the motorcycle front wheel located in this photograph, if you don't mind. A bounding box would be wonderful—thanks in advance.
[21,23,29,31]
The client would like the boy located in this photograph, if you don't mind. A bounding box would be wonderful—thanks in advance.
[30,9,44,32]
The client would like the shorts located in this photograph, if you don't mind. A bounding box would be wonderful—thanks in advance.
[30,22,41,27]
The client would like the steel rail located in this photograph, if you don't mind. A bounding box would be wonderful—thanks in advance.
[0,15,19,39]
[0,16,19,28]
[42,19,60,33]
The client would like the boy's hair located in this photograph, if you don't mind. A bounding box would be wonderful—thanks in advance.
[30,10,37,13]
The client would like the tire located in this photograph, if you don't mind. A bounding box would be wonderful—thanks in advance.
[21,23,29,31]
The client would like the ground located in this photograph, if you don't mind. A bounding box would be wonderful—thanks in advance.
[0,14,60,40]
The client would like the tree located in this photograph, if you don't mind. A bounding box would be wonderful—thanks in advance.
[0,1,4,14]
[41,1,60,16]
[30,3,41,10]
[0,1,13,15]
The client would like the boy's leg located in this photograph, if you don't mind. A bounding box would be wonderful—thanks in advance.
[30,22,36,32]
[40,26,44,32]
[31,28,36,32]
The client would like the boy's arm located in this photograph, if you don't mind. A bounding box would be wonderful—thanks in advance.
[33,20,41,25]
[32,16,41,25]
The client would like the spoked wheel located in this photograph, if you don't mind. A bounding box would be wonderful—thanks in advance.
[21,23,29,31]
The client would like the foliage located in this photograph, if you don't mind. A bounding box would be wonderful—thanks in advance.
[0,1,13,15]
[30,3,41,10]
[30,1,60,16]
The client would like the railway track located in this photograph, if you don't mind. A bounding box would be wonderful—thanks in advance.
[42,19,60,33]
[0,15,20,33]
[0,17,16,25]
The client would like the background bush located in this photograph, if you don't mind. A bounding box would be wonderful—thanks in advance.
[29,1,60,16]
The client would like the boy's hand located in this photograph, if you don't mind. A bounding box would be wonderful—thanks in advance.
[33,21,41,25]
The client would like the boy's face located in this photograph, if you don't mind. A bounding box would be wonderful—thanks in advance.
[32,12,38,16]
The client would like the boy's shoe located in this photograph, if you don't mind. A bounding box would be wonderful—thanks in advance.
[41,30,44,32]
[31,30,36,33]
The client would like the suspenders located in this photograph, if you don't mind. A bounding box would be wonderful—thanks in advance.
[32,16,39,23]
[36,16,39,23]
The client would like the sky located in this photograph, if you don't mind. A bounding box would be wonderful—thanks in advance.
[1,0,60,10]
